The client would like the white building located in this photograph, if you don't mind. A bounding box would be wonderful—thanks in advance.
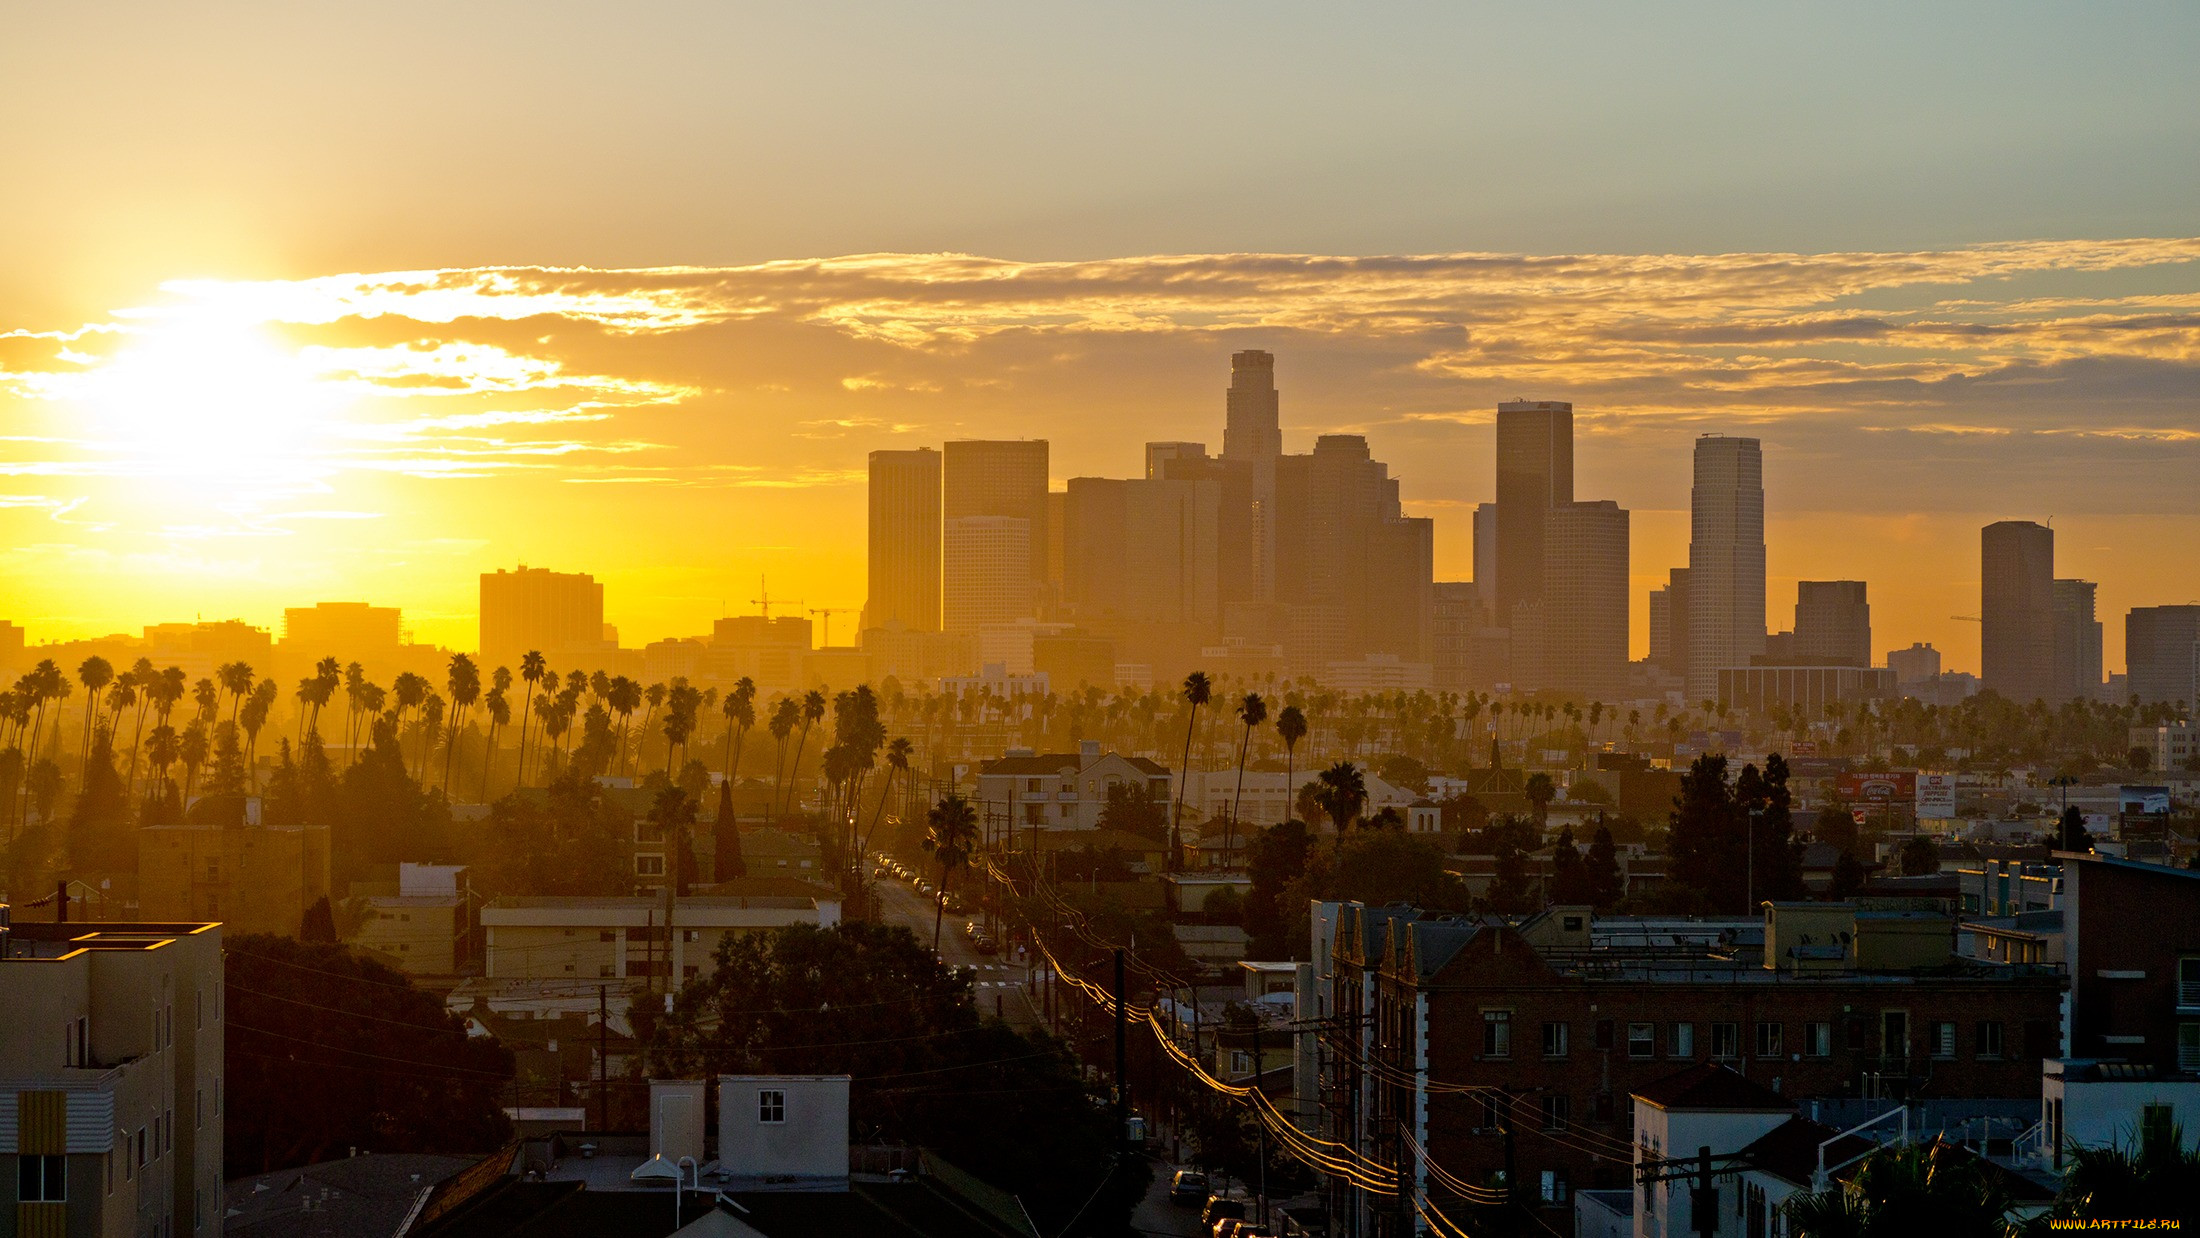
[481,894,840,982]
[974,741,1172,832]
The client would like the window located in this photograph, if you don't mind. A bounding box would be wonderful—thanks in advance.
[757,1089,786,1124]
[135,1127,147,1170]
[1882,1010,1909,1058]
[18,1154,65,1203]
[1482,1010,1512,1058]
[1805,1023,1832,1057]
[1476,1093,1504,1133]
[600,931,617,943]
[2179,1024,2200,1073]
[1595,1020,1614,1051]
[1628,1023,1655,1059]
[1978,1021,2004,1059]
[1756,1022,1783,1058]
[1670,1022,1695,1059]
[1231,1051,1252,1075]
[1539,1169,1571,1205]
[1931,1021,1957,1060]
[1710,1022,1739,1059]
[1541,1022,1569,1058]
[1540,1094,1570,1131]
[66,1016,89,1067]
[2180,958,2200,1008]
[636,855,665,877]
[196,1089,203,1131]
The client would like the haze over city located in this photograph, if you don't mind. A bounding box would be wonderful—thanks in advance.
[5,8,2200,1238]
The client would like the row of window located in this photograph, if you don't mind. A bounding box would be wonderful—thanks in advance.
[1486,1011,2007,1061]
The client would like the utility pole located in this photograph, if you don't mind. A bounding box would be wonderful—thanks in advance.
[1253,1019,1268,1230]
[1501,1097,1518,1238]
[1113,948,1129,1148]
[597,984,608,1132]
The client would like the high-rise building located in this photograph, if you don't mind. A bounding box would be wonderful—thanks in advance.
[1224,351,1282,605]
[1471,501,1498,614]
[1542,501,1630,698]
[1888,641,1942,686]
[2052,579,2104,703]
[1493,401,1574,627]
[1123,479,1221,629]
[866,448,941,633]
[2127,605,2200,708]
[1651,567,1692,685]
[282,601,402,656]
[479,565,609,671]
[1980,521,2056,703]
[943,516,1034,634]
[1685,436,1766,703]
[0,618,22,679]
[1271,434,1433,672]
[943,440,1048,620]
[1432,582,1479,691]
[1793,581,1870,667]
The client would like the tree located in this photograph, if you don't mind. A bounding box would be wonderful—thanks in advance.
[1668,754,1804,913]
[714,778,746,880]
[299,896,338,942]
[469,768,632,898]
[1171,671,1212,872]
[442,653,480,795]
[2057,804,2094,852]
[767,696,799,815]
[1585,825,1623,910]
[1523,771,1556,830]
[1286,829,1471,937]
[1244,819,1313,958]
[224,935,512,1176]
[2046,1114,2200,1227]
[1899,835,1941,877]
[1227,692,1267,860]
[1276,703,1308,804]
[649,784,700,898]
[2130,747,2152,772]
[1313,760,1367,835]
[1549,826,1592,904]
[1814,803,1861,855]
[1097,779,1168,841]
[647,923,1141,1234]
[516,651,546,789]
[75,655,113,769]
[782,689,825,816]
[476,687,510,803]
[856,734,912,858]
[923,792,978,953]
[1783,1140,2020,1238]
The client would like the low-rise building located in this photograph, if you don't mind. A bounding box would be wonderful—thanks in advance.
[481,894,841,983]
[351,863,469,975]
[974,742,1172,833]
[1,912,225,1238]
[137,822,330,934]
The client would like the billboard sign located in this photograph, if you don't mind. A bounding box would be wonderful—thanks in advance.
[2121,785,2172,815]
[1916,773,1958,819]
[1837,770,1917,804]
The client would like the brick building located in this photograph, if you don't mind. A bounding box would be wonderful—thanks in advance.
[1323,900,2064,1235]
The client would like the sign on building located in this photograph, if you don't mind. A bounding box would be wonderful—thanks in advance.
[1916,773,1957,819]
[1836,770,1917,804]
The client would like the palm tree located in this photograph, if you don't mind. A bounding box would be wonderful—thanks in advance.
[784,689,825,816]
[1783,1140,2018,1237]
[1524,771,1556,830]
[516,651,546,790]
[1315,760,1367,836]
[240,680,276,791]
[415,692,445,783]
[2045,1116,2200,1228]
[443,653,481,795]
[1276,704,1308,817]
[922,792,979,954]
[1171,670,1212,872]
[607,676,641,777]
[144,724,179,815]
[767,698,799,815]
[1228,692,1267,863]
[478,687,510,803]
[216,661,255,724]
[75,655,114,771]
[720,678,756,783]
[121,657,158,802]
[662,683,699,778]
[858,736,913,858]
[178,721,209,805]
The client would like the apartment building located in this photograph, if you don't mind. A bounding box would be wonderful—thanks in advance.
[137,822,331,936]
[480,895,841,984]
[1,913,224,1238]
[973,742,1172,833]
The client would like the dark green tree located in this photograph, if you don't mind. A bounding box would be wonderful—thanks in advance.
[1585,824,1624,910]
[2057,804,2094,852]
[714,777,746,880]
[1549,825,1592,905]
[1243,819,1313,958]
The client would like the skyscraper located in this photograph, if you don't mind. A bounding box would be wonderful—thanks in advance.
[1471,501,1498,615]
[1981,520,2055,703]
[1794,581,1871,667]
[1543,500,1631,698]
[941,517,1033,634]
[1223,351,1282,606]
[2051,579,2103,703]
[2127,605,2200,708]
[1493,401,1574,627]
[866,447,941,632]
[1685,436,1766,703]
[479,566,609,670]
[943,439,1048,623]
[1655,566,1693,686]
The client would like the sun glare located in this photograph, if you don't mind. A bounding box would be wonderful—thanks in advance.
[76,310,346,494]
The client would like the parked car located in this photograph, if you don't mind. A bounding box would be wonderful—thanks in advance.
[1168,1170,1208,1207]
[1200,1197,1245,1228]
[974,935,999,955]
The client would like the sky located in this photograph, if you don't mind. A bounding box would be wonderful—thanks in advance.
[2,3,2196,672]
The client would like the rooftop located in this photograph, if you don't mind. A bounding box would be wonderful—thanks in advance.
[1633,1063,1791,1112]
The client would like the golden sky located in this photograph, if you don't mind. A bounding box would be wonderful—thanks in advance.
[3,5,2196,673]
[3,242,2196,671]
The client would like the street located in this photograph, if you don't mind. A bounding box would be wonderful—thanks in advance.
[1130,1156,1206,1237]
[869,863,1046,1032]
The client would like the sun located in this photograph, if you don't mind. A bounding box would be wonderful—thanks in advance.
[75,309,348,494]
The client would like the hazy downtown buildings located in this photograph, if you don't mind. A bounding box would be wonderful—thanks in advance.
[1980,520,2056,703]
[1792,580,1870,667]
[1649,567,1692,686]
[942,516,1035,635]
[2127,605,2200,708]
[1685,436,1766,703]
[1223,350,1282,606]
[2052,578,2104,703]
[479,565,610,671]
[1888,641,1942,687]
[282,601,401,656]
[1471,502,1498,614]
[1541,500,1630,698]
[943,439,1048,613]
[1493,401,1573,628]
[865,448,941,633]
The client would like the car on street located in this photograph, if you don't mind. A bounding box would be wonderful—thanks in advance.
[1199,1197,1245,1229]
[974,935,999,955]
[1167,1170,1208,1206]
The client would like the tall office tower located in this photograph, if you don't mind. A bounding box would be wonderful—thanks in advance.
[1657,567,1693,685]
[866,448,941,633]
[0,618,23,679]
[479,565,607,670]
[1472,502,1498,614]
[1648,584,1672,671]
[944,439,1048,617]
[2052,579,2104,702]
[1432,581,1479,690]
[1223,351,1283,605]
[283,601,402,654]
[1542,501,1631,698]
[2127,605,2200,707]
[1980,520,2056,703]
[1888,642,1942,686]
[1685,436,1765,703]
[1270,434,1434,670]
[1494,401,1574,627]
[1146,441,1207,479]
[1060,478,1128,618]
[1794,581,1871,667]
[942,517,1033,634]
[1123,478,1222,628]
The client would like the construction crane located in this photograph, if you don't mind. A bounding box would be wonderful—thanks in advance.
[809,607,851,648]
[751,576,802,621]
